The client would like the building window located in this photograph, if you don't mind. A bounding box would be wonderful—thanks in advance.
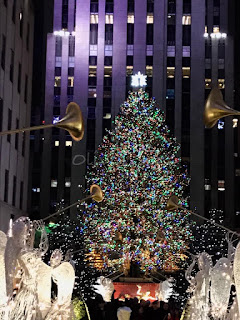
[147,14,154,24]
[182,15,191,25]
[90,24,98,45]
[127,24,134,45]
[90,14,99,24]
[88,107,96,119]
[167,67,175,78]
[65,141,72,147]
[68,67,74,76]
[182,67,190,78]
[218,79,225,89]
[1,35,6,70]
[54,76,61,87]
[105,14,113,24]
[55,67,61,76]
[213,26,220,33]
[24,75,28,103]
[69,36,75,56]
[4,0,7,6]
[147,0,154,13]
[167,25,175,46]
[89,56,97,65]
[105,24,113,45]
[20,181,23,209]
[62,0,68,29]
[104,56,112,66]
[55,36,62,57]
[182,57,190,67]
[12,176,16,206]
[106,0,114,13]
[10,49,14,82]
[90,0,98,13]
[7,109,12,143]
[27,23,30,51]
[68,76,74,87]
[18,63,22,93]
[4,170,9,202]
[146,24,153,45]
[88,87,97,98]
[168,0,176,14]
[183,0,191,14]
[182,25,191,46]
[15,119,19,149]
[127,14,134,24]
[128,0,134,12]
[12,0,16,23]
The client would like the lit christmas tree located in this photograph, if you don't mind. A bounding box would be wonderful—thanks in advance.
[47,200,99,301]
[82,90,193,272]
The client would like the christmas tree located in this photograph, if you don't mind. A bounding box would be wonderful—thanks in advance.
[47,200,99,301]
[82,90,193,272]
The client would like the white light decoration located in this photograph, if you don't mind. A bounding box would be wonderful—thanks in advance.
[93,276,114,302]
[155,278,174,302]
[233,241,240,315]
[210,257,232,319]
[131,72,147,87]
[204,32,227,39]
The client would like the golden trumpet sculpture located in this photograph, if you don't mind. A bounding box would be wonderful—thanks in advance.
[0,102,84,141]
[204,87,240,128]
[43,184,103,221]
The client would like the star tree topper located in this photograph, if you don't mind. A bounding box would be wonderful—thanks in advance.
[131,72,147,87]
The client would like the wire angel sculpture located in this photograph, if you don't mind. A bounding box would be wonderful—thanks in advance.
[155,277,174,302]
[92,276,114,302]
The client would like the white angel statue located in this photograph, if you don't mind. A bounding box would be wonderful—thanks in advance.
[93,276,114,302]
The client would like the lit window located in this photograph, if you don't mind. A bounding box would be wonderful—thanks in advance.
[147,14,154,24]
[65,141,72,147]
[146,66,153,77]
[88,87,97,98]
[213,26,220,33]
[182,15,191,25]
[167,67,175,78]
[218,79,225,89]
[90,14,98,24]
[65,179,71,187]
[51,180,57,187]
[126,66,133,76]
[218,119,224,129]
[128,14,134,24]
[205,78,211,88]
[182,67,190,78]
[103,113,111,119]
[218,180,225,191]
[68,76,74,87]
[205,26,208,33]
[105,14,113,24]
[204,184,211,191]
[55,141,59,147]
[54,76,61,87]
[233,118,238,128]
[89,66,97,77]
[104,66,112,76]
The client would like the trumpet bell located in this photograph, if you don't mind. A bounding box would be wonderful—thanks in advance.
[166,195,180,211]
[90,184,104,203]
[204,88,240,128]
[56,102,84,141]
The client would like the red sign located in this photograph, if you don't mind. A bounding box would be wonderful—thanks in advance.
[113,282,159,301]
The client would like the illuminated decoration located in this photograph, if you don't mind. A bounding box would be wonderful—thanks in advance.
[93,276,114,302]
[53,30,76,36]
[155,278,174,302]
[210,257,232,319]
[82,90,193,272]
[234,242,240,316]
[113,283,160,302]
[131,72,147,87]
[47,201,99,300]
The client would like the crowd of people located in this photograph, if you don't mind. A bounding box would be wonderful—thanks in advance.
[88,296,181,320]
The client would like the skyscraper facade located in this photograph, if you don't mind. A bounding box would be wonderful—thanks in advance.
[0,0,34,232]
[34,0,235,225]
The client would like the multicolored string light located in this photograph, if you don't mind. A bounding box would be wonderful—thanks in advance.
[82,90,194,271]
